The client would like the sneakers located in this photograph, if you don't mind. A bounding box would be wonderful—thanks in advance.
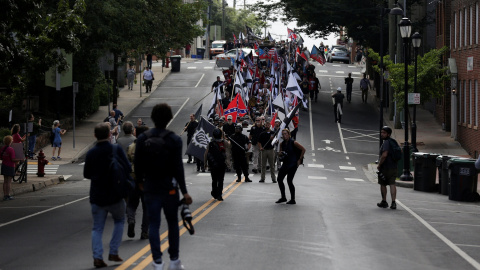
[51,156,56,161]
[216,196,224,201]
[272,179,277,183]
[390,201,397,210]
[286,199,296,205]
[127,223,135,238]
[3,195,14,201]
[57,156,61,160]
[152,261,164,270]
[259,179,265,183]
[168,259,185,270]
[236,179,241,182]
[252,169,258,173]
[140,231,149,239]
[275,198,287,204]
[377,200,389,208]
[244,178,252,182]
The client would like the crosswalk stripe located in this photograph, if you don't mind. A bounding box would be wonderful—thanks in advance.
[339,166,356,170]
[197,173,211,176]
[187,67,196,69]
[352,72,361,75]
[307,164,324,168]
[204,67,213,69]
[319,70,328,73]
[308,176,327,180]
[335,71,345,74]
[345,178,364,182]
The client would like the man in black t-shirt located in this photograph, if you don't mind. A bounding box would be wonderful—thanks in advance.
[257,123,276,183]
[376,126,398,210]
[344,73,354,103]
[211,76,224,96]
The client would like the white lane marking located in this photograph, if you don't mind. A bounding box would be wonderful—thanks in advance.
[346,156,349,160]
[429,222,480,227]
[187,67,196,69]
[79,162,85,165]
[181,62,187,64]
[352,72,361,75]
[312,159,316,162]
[348,162,351,165]
[309,97,314,151]
[348,66,357,68]
[335,71,345,74]
[209,62,216,64]
[338,123,347,154]
[197,173,211,176]
[312,153,315,156]
[194,61,202,64]
[195,73,205,88]
[0,196,89,228]
[318,75,362,78]
[340,166,356,170]
[397,200,480,269]
[332,65,341,67]
[347,152,379,156]
[322,139,333,144]
[345,178,364,181]
[456,244,480,248]
[308,176,327,180]
[167,98,189,128]
[409,208,480,215]
[307,164,324,168]
[204,67,213,69]
[319,70,328,73]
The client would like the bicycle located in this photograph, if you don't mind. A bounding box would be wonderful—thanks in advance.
[12,158,27,183]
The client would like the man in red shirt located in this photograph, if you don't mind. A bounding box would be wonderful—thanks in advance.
[185,44,191,58]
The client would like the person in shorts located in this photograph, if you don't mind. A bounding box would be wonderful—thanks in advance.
[51,120,66,160]
[376,126,397,210]
[1,136,16,200]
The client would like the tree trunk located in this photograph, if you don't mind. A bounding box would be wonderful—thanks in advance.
[113,52,119,105]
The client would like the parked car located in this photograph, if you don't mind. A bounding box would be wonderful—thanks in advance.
[215,48,258,60]
[210,40,226,60]
[327,47,350,64]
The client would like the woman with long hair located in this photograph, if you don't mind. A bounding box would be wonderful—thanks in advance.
[1,136,17,200]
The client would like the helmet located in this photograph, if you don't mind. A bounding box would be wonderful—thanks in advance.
[381,126,392,135]
[235,124,242,131]
[242,120,249,126]
[213,128,222,139]
[337,87,342,92]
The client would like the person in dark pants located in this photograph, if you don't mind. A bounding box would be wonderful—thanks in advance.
[344,73,354,103]
[376,126,398,210]
[135,104,192,270]
[332,87,345,123]
[183,114,198,163]
[126,125,150,240]
[230,124,252,183]
[204,128,229,201]
[275,129,305,205]
[146,52,153,69]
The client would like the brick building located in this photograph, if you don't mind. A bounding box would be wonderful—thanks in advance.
[438,0,480,157]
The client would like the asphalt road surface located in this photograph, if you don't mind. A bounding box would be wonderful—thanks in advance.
[1,60,480,270]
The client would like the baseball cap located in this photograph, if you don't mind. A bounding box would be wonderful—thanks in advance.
[227,115,233,120]
[275,119,281,123]
[337,87,342,92]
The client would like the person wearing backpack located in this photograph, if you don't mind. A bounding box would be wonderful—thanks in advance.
[134,103,192,270]
[84,123,131,268]
[359,73,372,103]
[377,126,398,210]
[204,128,230,201]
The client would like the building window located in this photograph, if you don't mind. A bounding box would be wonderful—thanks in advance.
[460,10,462,47]
[470,6,473,45]
[477,3,479,44]
[464,81,467,124]
[470,80,473,125]
[459,80,462,123]
[476,80,478,127]
[465,8,468,46]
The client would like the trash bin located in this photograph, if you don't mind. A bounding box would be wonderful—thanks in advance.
[412,152,440,192]
[196,48,206,59]
[170,55,181,72]
[447,158,479,201]
[436,155,458,195]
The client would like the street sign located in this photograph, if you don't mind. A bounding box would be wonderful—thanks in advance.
[408,93,420,104]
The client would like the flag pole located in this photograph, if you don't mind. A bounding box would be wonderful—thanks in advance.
[193,91,213,106]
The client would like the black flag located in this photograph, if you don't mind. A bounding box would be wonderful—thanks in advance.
[194,104,202,121]
[185,117,216,162]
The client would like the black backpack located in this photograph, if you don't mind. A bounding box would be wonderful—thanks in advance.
[109,144,135,199]
[207,141,226,168]
[388,138,402,162]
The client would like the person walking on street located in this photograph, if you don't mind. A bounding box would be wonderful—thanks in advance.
[332,87,345,123]
[258,122,277,183]
[230,124,252,183]
[27,114,42,158]
[113,104,124,124]
[249,116,265,174]
[1,136,16,201]
[360,73,372,103]
[183,114,198,164]
[127,65,136,90]
[51,120,66,160]
[344,73,354,103]
[135,104,192,270]
[222,115,235,172]
[143,66,154,93]
[377,126,398,210]
[308,73,320,103]
[204,128,229,201]
[211,76,224,96]
[116,121,135,154]
[126,125,150,240]
[84,123,130,268]
[146,52,153,69]
[275,129,305,205]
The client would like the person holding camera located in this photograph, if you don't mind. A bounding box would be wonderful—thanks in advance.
[376,126,397,210]
[275,129,305,205]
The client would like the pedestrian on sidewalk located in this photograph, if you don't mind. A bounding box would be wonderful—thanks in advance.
[27,114,41,158]
[185,44,191,58]
[376,126,398,210]
[116,121,135,154]
[127,65,136,90]
[344,73,354,103]
[146,52,153,69]
[1,136,16,201]
[143,66,154,93]
[84,123,129,268]
[275,129,305,205]
[134,103,192,270]
[51,120,66,161]
[360,73,372,104]
[11,124,26,143]
[204,128,229,201]
[126,125,150,240]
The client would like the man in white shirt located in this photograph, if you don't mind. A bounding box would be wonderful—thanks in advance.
[143,67,154,93]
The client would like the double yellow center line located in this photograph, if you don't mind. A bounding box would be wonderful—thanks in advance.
[115,177,245,270]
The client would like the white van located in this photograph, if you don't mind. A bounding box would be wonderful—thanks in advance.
[210,40,226,59]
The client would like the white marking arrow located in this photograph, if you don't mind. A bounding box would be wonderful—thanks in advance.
[322,140,334,144]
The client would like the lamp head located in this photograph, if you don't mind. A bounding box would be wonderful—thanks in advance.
[412,32,422,48]
[398,17,412,39]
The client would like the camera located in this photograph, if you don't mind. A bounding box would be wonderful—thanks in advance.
[376,171,386,182]
[278,151,288,162]
[179,198,194,235]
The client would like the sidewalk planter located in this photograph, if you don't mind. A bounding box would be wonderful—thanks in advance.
[447,158,480,202]
[436,155,458,195]
[170,55,181,72]
[412,152,440,192]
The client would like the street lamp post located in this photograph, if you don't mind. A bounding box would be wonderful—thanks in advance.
[411,32,421,151]
[399,17,413,181]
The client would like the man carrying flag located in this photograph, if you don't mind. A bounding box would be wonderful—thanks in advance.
[224,93,248,123]
[185,117,216,168]
[311,45,326,65]
[286,73,308,108]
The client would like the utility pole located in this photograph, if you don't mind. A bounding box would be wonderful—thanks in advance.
[222,0,226,40]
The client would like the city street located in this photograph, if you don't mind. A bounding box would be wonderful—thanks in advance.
[0,59,479,270]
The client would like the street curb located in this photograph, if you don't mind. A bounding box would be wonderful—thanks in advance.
[365,163,414,188]
[70,69,172,163]
[10,176,64,197]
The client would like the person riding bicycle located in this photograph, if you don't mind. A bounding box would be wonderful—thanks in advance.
[332,87,345,123]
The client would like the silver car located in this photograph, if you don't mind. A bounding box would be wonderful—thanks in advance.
[327,47,350,64]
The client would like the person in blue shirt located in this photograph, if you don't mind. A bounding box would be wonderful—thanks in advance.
[51,120,66,160]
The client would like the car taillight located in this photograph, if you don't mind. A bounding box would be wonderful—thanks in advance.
[332,53,335,56]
